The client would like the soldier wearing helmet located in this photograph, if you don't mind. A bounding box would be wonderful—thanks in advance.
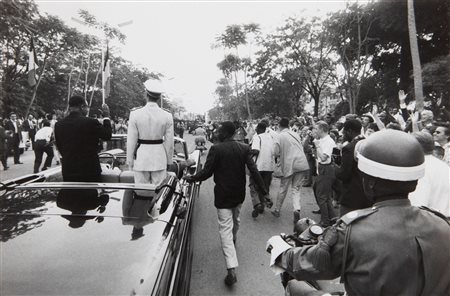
[267,130,450,296]
[126,79,174,189]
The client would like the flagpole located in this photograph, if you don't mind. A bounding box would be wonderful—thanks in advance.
[101,48,105,105]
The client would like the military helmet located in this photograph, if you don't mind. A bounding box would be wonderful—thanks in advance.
[356,130,425,181]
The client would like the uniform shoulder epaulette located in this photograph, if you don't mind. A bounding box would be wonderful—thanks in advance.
[161,107,171,113]
[130,106,144,111]
[339,207,378,225]
[419,206,450,226]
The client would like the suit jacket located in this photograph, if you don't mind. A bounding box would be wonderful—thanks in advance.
[4,120,22,141]
[126,102,174,171]
[55,111,112,180]
[275,129,309,177]
[334,137,371,209]
[190,139,267,209]
[22,119,37,137]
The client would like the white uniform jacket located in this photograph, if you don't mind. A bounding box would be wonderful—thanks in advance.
[126,102,174,171]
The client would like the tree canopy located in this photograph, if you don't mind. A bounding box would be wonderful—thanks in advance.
[210,0,449,121]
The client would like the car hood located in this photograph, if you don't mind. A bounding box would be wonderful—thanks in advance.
[0,188,177,296]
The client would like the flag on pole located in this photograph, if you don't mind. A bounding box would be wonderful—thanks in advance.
[27,37,38,87]
[102,45,111,99]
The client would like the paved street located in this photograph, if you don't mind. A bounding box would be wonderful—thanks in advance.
[186,134,343,296]
[1,134,343,296]
[1,148,58,181]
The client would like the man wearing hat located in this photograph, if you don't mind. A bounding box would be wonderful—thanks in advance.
[267,130,450,295]
[126,79,174,187]
[55,95,112,182]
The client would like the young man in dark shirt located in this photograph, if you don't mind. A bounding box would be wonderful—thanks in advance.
[185,121,267,286]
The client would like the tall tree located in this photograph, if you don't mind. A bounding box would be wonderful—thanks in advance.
[407,0,424,111]
[325,3,377,114]
[252,17,335,116]
[215,24,260,119]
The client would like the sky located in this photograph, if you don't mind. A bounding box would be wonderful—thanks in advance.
[37,0,349,114]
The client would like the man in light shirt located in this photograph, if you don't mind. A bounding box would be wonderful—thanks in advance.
[249,122,275,217]
[410,132,450,217]
[33,120,54,173]
[312,121,337,227]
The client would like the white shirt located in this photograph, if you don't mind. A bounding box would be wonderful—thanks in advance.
[316,134,336,164]
[251,132,275,172]
[409,155,450,217]
[12,121,18,133]
[34,126,53,142]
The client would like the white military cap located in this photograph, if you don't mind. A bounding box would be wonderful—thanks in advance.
[144,79,165,95]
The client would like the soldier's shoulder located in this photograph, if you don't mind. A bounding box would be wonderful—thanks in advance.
[130,105,145,113]
[338,207,378,226]
[161,107,172,114]
[418,206,450,225]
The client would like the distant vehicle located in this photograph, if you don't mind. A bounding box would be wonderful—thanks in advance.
[0,137,201,296]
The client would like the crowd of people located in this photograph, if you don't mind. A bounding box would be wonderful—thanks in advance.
[2,83,449,294]
[184,90,450,290]
[0,110,132,174]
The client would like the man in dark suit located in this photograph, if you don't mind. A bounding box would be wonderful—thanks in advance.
[184,121,267,287]
[4,112,23,164]
[55,96,112,182]
[334,119,371,216]
[22,114,37,148]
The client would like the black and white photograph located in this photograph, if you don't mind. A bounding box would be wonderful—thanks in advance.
[1,0,449,295]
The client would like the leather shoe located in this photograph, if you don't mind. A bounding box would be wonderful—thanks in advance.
[251,209,259,218]
[312,209,321,214]
[224,272,237,286]
[271,209,280,218]
[256,203,265,214]
[3,166,8,170]
[15,162,23,164]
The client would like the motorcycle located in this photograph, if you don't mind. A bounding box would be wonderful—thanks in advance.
[267,218,345,296]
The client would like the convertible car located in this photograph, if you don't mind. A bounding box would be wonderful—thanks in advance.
[0,137,201,296]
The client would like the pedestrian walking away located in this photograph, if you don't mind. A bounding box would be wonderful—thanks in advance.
[184,121,267,287]
[249,122,275,218]
[271,118,309,224]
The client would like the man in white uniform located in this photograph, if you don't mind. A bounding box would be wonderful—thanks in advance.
[126,79,174,187]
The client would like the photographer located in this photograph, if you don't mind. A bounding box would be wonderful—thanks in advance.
[267,130,450,296]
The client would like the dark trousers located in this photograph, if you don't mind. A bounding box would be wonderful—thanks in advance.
[9,134,21,163]
[313,164,336,226]
[0,149,7,169]
[33,140,54,173]
[249,171,272,206]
